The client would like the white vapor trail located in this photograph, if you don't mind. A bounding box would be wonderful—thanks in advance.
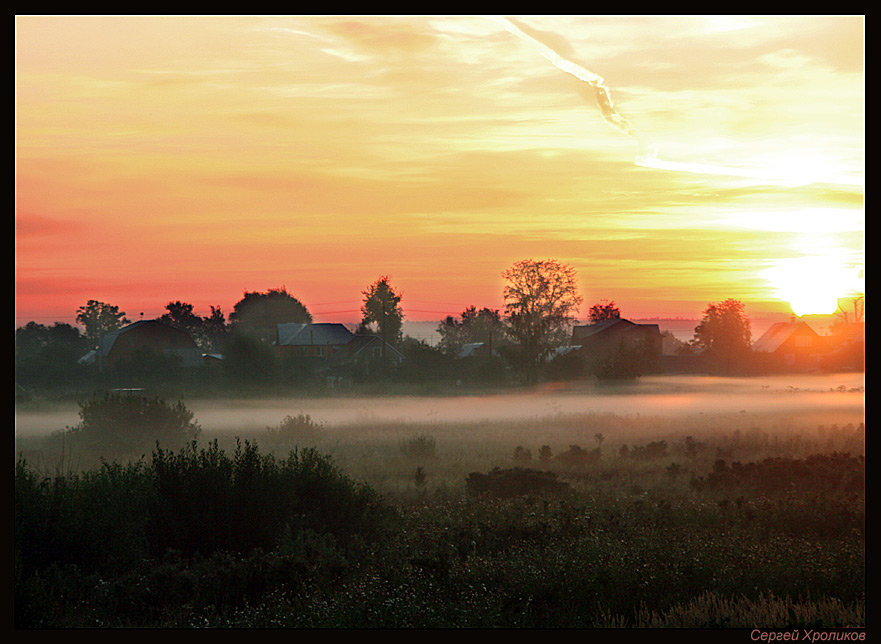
[496,16,647,145]
[496,16,861,188]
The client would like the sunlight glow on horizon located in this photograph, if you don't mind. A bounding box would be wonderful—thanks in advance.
[15,16,864,326]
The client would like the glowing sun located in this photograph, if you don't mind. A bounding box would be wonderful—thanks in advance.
[763,257,863,317]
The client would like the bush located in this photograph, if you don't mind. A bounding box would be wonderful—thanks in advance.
[65,393,201,454]
[556,444,601,467]
[691,453,865,495]
[148,440,388,557]
[466,467,569,498]
[15,441,392,627]
[267,413,322,440]
[628,440,669,461]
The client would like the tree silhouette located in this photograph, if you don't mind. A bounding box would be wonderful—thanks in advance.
[693,298,752,374]
[437,306,504,357]
[160,301,207,348]
[75,300,130,346]
[229,287,311,343]
[588,299,621,323]
[202,305,228,352]
[15,321,90,387]
[502,259,583,384]
[360,276,404,361]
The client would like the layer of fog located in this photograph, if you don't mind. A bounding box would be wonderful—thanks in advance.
[14,373,864,438]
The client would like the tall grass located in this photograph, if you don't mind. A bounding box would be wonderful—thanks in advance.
[15,395,865,628]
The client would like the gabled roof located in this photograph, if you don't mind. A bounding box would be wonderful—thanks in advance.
[752,321,818,353]
[97,319,184,356]
[277,322,355,346]
[323,334,405,369]
[79,319,199,364]
[458,342,487,359]
[573,317,632,338]
[550,345,581,358]
[572,317,660,340]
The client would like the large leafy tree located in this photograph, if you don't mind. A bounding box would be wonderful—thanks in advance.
[229,287,311,343]
[502,259,583,384]
[15,321,90,387]
[202,305,229,352]
[437,306,504,357]
[157,301,228,352]
[360,276,404,360]
[160,301,206,347]
[693,298,752,373]
[75,300,130,346]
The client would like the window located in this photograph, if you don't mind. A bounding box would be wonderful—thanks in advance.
[794,335,812,347]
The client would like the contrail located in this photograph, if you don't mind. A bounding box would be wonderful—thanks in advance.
[496,16,861,187]
[496,16,646,145]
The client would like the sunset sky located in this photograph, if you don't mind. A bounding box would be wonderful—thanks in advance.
[15,15,865,330]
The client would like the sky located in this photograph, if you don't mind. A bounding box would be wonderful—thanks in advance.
[15,15,865,329]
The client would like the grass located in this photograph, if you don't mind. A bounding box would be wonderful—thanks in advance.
[14,388,865,628]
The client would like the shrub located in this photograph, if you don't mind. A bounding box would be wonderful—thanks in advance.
[556,444,601,467]
[691,453,865,495]
[267,413,322,440]
[149,440,388,557]
[466,467,569,498]
[66,393,201,454]
[628,440,669,461]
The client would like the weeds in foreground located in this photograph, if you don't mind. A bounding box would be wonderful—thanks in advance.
[15,398,865,628]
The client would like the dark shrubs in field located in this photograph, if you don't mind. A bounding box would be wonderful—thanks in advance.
[466,467,569,498]
[266,413,322,441]
[627,440,669,460]
[15,440,391,627]
[15,403,866,628]
[63,392,201,454]
[556,444,602,467]
[691,452,865,494]
[149,440,385,557]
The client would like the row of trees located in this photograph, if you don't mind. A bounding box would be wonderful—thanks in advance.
[17,259,770,391]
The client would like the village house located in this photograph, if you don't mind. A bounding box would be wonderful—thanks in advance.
[571,317,663,358]
[751,320,830,370]
[564,317,664,378]
[276,322,404,378]
[79,319,203,372]
[276,322,356,359]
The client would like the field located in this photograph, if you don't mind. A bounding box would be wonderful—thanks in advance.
[14,373,865,628]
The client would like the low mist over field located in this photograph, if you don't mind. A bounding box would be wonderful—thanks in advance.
[15,372,864,440]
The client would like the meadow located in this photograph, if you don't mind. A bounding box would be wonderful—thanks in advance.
[14,373,865,628]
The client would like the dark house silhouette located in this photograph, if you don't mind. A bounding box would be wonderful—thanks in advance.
[568,317,663,377]
[79,319,202,372]
[571,317,663,356]
[276,323,356,359]
[276,322,404,378]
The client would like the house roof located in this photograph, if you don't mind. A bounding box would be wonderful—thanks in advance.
[572,318,660,340]
[80,319,199,364]
[752,322,818,353]
[458,342,487,359]
[97,319,183,356]
[550,345,581,358]
[277,322,355,346]
[573,317,631,338]
[323,334,405,370]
